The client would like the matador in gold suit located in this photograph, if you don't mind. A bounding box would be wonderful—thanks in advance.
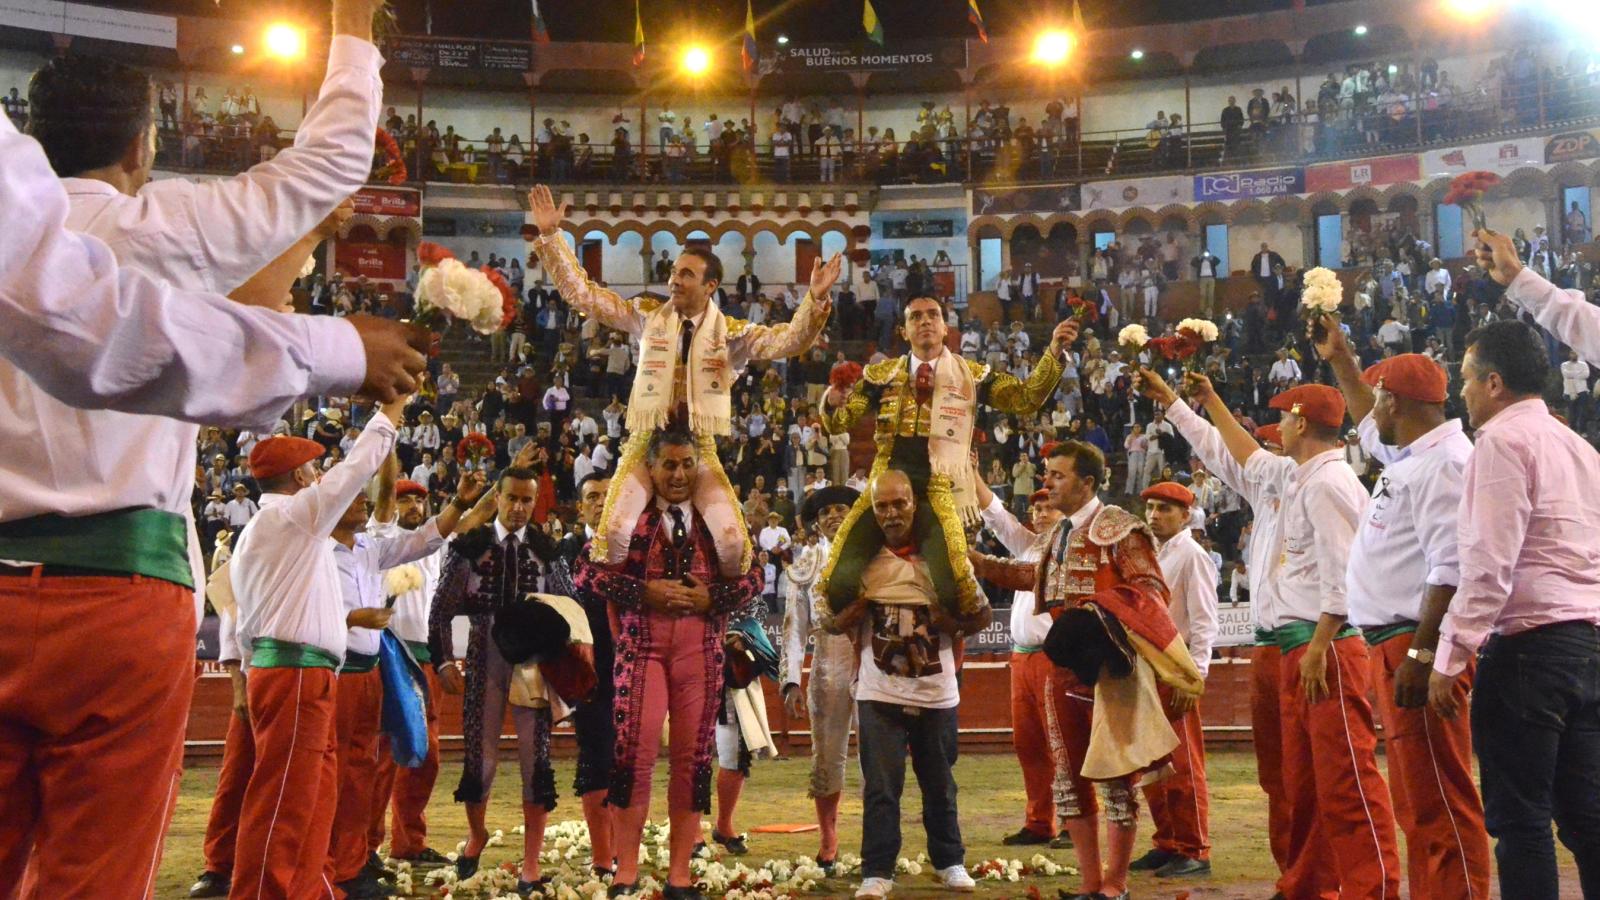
[817,303,1074,617]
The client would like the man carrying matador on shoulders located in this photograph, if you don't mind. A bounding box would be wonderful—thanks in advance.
[526,184,841,576]
[817,293,1078,618]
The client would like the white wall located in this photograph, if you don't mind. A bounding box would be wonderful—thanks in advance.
[1480,195,1550,237]
[1228,219,1304,271]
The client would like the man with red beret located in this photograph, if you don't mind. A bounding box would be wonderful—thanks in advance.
[1313,319,1491,900]
[1184,375,1401,898]
[972,481,1071,849]
[367,475,457,871]
[227,395,408,900]
[325,457,490,898]
[1134,481,1218,878]
[1134,367,1294,886]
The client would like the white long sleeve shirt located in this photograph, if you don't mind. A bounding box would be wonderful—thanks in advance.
[232,412,397,666]
[1506,267,1600,366]
[978,495,1054,649]
[0,109,366,431]
[334,519,445,656]
[1249,448,1367,627]
[1345,415,1471,629]
[0,35,381,533]
[1156,529,1220,676]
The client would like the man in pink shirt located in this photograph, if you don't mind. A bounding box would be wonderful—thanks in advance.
[1431,318,1600,898]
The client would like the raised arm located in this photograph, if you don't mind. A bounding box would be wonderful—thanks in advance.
[979,492,1038,557]
[286,401,400,536]
[1477,228,1600,366]
[968,549,1041,594]
[985,320,1075,415]
[819,375,874,436]
[1310,313,1375,426]
[737,254,840,362]
[1137,366,1252,497]
[526,185,644,335]
[1182,371,1266,469]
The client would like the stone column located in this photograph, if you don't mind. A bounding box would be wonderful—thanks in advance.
[640,246,654,285]
[742,247,757,279]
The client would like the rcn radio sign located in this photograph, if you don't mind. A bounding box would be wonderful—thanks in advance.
[1545,129,1600,165]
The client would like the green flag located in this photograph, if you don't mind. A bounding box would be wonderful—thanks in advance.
[863,0,883,45]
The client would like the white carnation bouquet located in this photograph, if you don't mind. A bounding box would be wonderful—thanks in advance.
[382,564,423,598]
[1300,265,1345,341]
[413,242,513,336]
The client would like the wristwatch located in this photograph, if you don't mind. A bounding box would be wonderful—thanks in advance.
[450,495,473,512]
[1406,646,1435,665]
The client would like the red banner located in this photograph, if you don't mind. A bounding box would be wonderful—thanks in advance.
[1303,154,1421,193]
[333,241,407,282]
[351,186,422,218]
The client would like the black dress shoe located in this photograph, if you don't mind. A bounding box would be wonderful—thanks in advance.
[516,876,552,897]
[607,883,639,899]
[1001,827,1052,846]
[592,864,616,879]
[662,886,707,900]
[1155,856,1211,878]
[817,857,837,876]
[188,871,230,898]
[363,851,398,882]
[1049,832,1075,849]
[691,840,708,858]
[335,874,394,899]
[455,853,480,879]
[395,847,451,867]
[1129,848,1177,871]
[712,830,749,855]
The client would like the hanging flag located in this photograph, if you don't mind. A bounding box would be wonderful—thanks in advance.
[1072,0,1086,34]
[967,0,988,43]
[862,0,883,46]
[742,0,758,73]
[530,0,550,44]
[632,0,645,66]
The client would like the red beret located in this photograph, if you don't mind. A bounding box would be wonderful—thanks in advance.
[1269,384,1347,429]
[1257,423,1283,447]
[1028,489,1051,506]
[1361,354,1447,404]
[395,479,429,498]
[1141,481,1195,508]
[249,436,324,480]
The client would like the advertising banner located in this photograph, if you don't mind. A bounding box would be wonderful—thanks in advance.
[1545,128,1600,165]
[1420,138,1543,178]
[971,183,1081,216]
[1194,167,1305,201]
[0,0,176,47]
[1303,154,1421,192]
[1213,602,1257,648]
[384,36,533,71]
[883,218,956,239]
[760,41,967,75]
[334,242,407,282]
[1079,175,1193,211]
[352,186,422,218]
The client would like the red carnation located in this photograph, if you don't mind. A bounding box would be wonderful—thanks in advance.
[828,361,864,391]
[417,242,454,266]
[1444,170,1499,230]
[374,128,408,185]
[455,432,495,463]
[1067,295,1100,324]
[481,266,518,330]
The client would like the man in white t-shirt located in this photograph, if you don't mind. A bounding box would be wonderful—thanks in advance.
[832,470,987,897]
[757,512,791,556]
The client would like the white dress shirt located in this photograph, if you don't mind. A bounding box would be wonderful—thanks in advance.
[1268,358,1302,383]
[232,412,397,666]
[1157,529,1220,676]
[334,519,444,656]
[0,35,380,543]
[0,112,366,431]
[369,519,448,644]
[1249,448,1367,627]
[1562,359,1592,399]
[1346,415,1471,628]
[979,495,1053,649]
[1506,267,1600,367]
[758,525,791,553]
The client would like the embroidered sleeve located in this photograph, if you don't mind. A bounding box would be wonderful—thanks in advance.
[1108,531,1170,608]
[820,378,872,436]
[968,552,1039,593]
[735,291,830,363]
[573,553,647,611]
[711,562,765,616]
[530,234,644,336]
[428,548,471,666]
[983,349,1064,415]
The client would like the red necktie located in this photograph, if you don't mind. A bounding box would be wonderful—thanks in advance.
[914,361,934,407]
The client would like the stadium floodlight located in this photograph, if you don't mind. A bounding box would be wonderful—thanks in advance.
[263,23,306,61]
[1130,49,1145,60]
[682,45,712,76]
[1032,30,1073,67]
[1353,24,1369,35]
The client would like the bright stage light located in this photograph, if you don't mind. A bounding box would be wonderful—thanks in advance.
[230,44,245,55]
[263,23,306,61]
[777,34,789,45]
[681,45,711,76]
[1130,49,1145,60]
[1444,0,1493,18]
[1032,30,1073,66]
[1353,24,1369,35]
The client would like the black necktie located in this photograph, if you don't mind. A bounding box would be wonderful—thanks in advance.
[669,507,688,550]
[679,319,695,364]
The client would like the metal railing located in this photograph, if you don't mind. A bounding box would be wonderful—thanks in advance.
[149,71,1600,187]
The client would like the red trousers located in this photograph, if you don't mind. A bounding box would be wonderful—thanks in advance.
[327,669,383,885]
[369,666,441,859]
[0,571,195,900]
[231,666,339,900]
[1369,633,1491,900]
[1249,643,1292,877]
[1009,650,1057,837]
[1279,636,1401,900]
[203,710,257,875]
[1144,699,1210,860]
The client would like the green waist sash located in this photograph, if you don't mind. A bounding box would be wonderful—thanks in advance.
[250,637,340,670]
[1268,620,1363,653]
[340,650,380,674]
[405,640,432,664]
[0,508,192,588]
[1013,644,1043,654]
[1253,627,1277,647]
[1361,621,1418,647]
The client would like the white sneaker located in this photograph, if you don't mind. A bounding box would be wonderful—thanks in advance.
[854,876,895,898]
[935,864,976,891]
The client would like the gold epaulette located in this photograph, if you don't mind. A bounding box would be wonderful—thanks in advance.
[636,295,664,314]
[726,317,751,338]
[863,357,904,385]
[964,356,992,381]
